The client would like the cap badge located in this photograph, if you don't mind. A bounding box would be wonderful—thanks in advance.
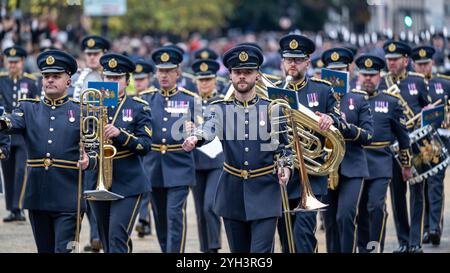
[10,48,16,56]
[135,64,143,73]
[317,59,324,68]
[200,62,209,72]
[419,49,427,58]
[108,58,118,69]
[46,56,55,65]
[331,52,340,62]
[87,38,96,48]
[388,43,396,52]
[239,51,249,62]
[161,52,170,62]
[364,58,373,68]
[200,51,209,59]
[289,39,299,50]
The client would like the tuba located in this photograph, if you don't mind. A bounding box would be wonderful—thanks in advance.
[269,98,345,211]
[80,88,123,201]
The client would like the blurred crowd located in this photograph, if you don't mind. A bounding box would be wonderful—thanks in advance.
[1,11,450,79]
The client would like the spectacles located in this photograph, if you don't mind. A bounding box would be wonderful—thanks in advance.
[284,57,308,64]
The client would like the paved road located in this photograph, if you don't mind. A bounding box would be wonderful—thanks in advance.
[1,170,449,253]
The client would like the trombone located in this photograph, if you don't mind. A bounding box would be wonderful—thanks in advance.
[80,88,124,201]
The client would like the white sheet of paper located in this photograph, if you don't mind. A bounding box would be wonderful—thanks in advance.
[438,128,450,138]
[197,137,223,158]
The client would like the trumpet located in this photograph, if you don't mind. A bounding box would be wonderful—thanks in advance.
[80,88,123,201]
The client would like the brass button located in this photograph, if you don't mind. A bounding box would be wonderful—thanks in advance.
[162,138,166,143]
[245,120,249,125]
[160,145,168,154]
[48,140,53,144]
[162,128,167,132]
[245,147,249,152]
[49,128,54,132]
[46,153,51,157]
[50,116,55,120]
[51,106,56,110]
[163,117,168,122]
[245,134,249,139]
[244,161,249,166]
[43,158,53,167]
[241,170,249,179]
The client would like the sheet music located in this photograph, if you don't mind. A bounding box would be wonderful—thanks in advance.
[197,137,223,158]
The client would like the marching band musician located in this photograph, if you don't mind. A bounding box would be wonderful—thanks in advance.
[190,58,224,253]
[134,59,156,238]
[69,35,110,99]
[88,53,152,253]
[411,46,450,246]
[72,35,110,253]
[141,46,200,253]
[182,44,293,253]
[355,54,412,253]
[378,40,431,253]
[192,48,228,94]
[321,47,374,253]
[0,46,40,223]
[0,50,93,253]
[276,34,343,253]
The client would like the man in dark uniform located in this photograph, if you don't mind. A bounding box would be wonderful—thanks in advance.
[378,40,431,253]
[87,53,152,253]
[411,45,450,246]
[310,56,324,79]
[0,50,92,253]
[141,47,200,253]
[355,54,412,253]
[71,35,110,253]
[193,48,228,94]
[321,47,374,253]
[0,46,40,222]
[275,34,343,253]
[69,35,110,99]
[190,58,224,253]
[134,59,155,238]
[183,45,293,253]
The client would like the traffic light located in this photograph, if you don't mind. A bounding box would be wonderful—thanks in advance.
[404,14,413,28]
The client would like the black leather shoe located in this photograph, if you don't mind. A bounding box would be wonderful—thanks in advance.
[135,221,151,238]
[429,230,441,246]
[409,246,424,253]
[15,210,26,222]
[393,245,409,253]
[423,231,430,244]
[3,212,18,223]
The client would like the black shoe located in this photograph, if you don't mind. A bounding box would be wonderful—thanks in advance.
[409,246,423,253]
[423,231,430,244]
[429,230,441,246]
[3,212,18,223]
[393,245,409,253]
[205,249,219,253]
[15,210,26,222]
[84,240,102,252]
[135,221,151,238]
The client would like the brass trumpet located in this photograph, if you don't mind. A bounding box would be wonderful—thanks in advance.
[80,88,123,201]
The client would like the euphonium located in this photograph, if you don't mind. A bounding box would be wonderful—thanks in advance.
[269,98,345,211]
[80,88,123,201]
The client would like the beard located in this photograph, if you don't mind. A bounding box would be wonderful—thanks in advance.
[287,69,304,81]
[362,82,377,94]
[233,80,256,94]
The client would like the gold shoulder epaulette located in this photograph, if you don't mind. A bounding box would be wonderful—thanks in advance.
[352,89,368,95]
[18,98,40,103]
[0,72,9,77]
[69,98,80,104]
[180,88,200,98]
[263,73,282,81]
[139,87,158,95]
[311,77,332,86]
[436,73,450,80]
[211,99,225,105]
[23,73,37,81]
[408,72,425,78]
[274,80,283,86]
[260,97,273,102]
[133,96,149,106]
